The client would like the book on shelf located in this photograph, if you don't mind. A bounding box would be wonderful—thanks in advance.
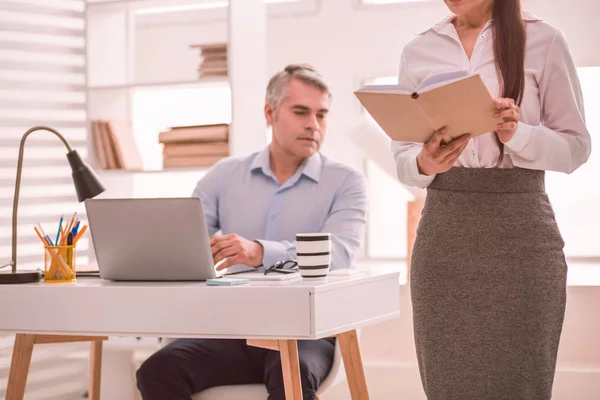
[191,43,228,79]
[92,120,118,169]
[91,120,107,169]
[200,58,227,69]
[91,119,143,170]
[198,61,228,77]
[163,154,227,169]
[198,70,228,78]
[162,142,229,157]
[159,123,229,144]
[159,122,229,169]
[202,53,227,63]
[191,43,227,53]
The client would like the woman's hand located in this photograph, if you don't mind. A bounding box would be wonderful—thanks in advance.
[494,98,521,143]
[416,128,470,176]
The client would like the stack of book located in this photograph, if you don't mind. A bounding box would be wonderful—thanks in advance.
[159,124,229,168]
[191,43,228,78]
[91,120,143,170]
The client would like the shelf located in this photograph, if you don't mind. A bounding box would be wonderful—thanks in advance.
[88,77,228,91]
[96,167,209,174]
[86,0,204,12]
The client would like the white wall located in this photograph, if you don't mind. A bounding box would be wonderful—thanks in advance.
[133,0,600,171]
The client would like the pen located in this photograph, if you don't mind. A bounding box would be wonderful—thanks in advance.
[55,215,63,246]
[33,227,50,246]
[72,221,81,236]
[67,232,73,268]
[36,223,53,246]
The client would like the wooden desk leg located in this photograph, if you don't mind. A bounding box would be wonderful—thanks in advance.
[6,334,107,400]
[338,330,370,400]
[278,340,303,400]
[247,339,303,399]
[6,334,36,400]
[89,340,103,400]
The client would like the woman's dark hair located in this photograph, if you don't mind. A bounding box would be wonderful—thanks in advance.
[492,0,526,106]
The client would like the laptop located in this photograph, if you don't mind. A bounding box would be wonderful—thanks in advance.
[85,198,218,281]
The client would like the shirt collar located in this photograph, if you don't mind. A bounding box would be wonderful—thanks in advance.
[301,152,322,183]
[250,146,271,174]
[522,12,543,22]
[250,146,322,183]
[418,11,542,36]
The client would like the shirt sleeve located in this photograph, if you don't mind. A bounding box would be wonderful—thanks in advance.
[505,29,591,173]
[191,161,225,236]
[390,49,437,188]
[256,170,368,271]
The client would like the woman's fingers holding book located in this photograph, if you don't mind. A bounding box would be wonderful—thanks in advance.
[442,135,470,163]
[426,127,448,148]
[418,132,470,175]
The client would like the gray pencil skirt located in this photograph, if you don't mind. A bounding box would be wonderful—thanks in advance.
[411,167,567,400]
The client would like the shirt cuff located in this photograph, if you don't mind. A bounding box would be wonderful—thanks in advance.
[255,239,292,270]
[505,122,533,153]
[408,154,436,188]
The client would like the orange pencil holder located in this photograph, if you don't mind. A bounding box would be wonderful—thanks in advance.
[44,244,76,283]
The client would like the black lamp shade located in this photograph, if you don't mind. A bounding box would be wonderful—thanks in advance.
[67,150,106,202]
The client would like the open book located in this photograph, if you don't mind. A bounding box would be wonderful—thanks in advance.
[354,72,499,143]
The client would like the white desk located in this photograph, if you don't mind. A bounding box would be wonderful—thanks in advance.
[0,267,401,400]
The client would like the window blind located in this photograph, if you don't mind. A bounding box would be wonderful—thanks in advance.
[0,0,90,270]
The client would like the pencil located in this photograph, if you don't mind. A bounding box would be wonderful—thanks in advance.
[60,212,77,245]
[73,225,87,244]
[34,226,49,245]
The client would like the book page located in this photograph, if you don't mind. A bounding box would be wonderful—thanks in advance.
[355,83,413,94]
[417,70,470,92]
[417,74,499,140]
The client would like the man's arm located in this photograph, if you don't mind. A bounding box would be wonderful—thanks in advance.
[257,171,368,270]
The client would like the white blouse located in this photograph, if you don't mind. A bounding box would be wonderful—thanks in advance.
[391,12,591,189]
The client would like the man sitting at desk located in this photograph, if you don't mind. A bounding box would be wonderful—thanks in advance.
[136,64,368,400]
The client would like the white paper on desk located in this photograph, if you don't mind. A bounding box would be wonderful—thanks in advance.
[328,268,367,277]
[226,270,302,281]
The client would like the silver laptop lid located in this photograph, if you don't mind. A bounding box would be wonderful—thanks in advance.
[85,198,216,281]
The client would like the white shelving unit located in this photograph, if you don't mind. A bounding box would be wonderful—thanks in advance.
[85,0,268,199]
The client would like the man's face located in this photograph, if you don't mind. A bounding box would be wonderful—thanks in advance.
[265,78,330,160]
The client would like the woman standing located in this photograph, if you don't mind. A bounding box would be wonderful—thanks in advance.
[391,0,591,399]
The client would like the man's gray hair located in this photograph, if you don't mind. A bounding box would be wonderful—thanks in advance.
[265,64,331,111]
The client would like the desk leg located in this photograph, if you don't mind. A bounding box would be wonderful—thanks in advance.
[278,340,303,400]
[6,334,107,400]
[338,330,370,400]
[89,340,103,400]
[6,334,35,400]
[247,339,303,400]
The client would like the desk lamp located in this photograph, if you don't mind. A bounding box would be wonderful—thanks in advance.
[0,126,106,284]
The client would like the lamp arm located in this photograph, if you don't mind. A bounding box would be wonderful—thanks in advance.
[9,126,74,273]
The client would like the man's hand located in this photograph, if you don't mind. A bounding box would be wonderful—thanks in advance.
[494,97,521,143]
[416,128,471,176]
[210,234,264,271]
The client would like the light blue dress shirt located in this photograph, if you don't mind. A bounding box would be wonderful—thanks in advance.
[191,146,368,272]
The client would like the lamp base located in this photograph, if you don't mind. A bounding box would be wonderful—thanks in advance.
[0,270,41,284]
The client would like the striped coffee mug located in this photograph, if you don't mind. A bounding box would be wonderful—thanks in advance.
[296,233,331,279]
